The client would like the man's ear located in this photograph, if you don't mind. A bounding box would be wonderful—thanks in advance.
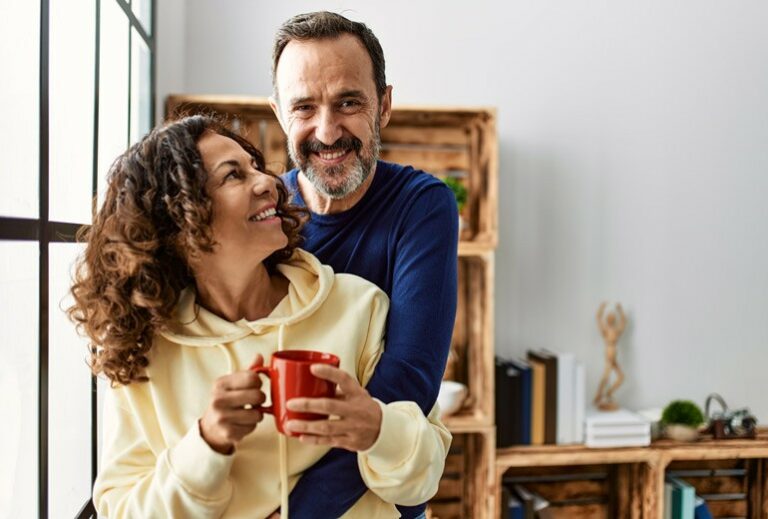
[379,85,393,128]
[268,95,288,134]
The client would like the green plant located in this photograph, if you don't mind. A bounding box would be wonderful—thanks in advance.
[661,400,705,427]
[443,177,468,213]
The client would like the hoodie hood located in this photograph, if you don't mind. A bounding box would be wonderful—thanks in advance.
[159,249,335,348]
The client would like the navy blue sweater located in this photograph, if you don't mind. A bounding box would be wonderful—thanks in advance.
[284,161,458,518]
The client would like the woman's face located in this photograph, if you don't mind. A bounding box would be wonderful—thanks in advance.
[197,131,288,260]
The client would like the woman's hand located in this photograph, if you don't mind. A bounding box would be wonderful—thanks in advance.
[284,364,382,451]
[199,354,267,454]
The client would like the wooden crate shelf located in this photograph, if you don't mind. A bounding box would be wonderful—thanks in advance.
[429,430,496,519]
[496,432,768,518]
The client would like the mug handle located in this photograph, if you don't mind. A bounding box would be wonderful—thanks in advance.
[250,365,274,415]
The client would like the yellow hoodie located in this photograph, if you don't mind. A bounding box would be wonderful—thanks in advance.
[93,249,451,518]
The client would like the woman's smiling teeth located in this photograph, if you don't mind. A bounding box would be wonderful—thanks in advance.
[249,207,277,222]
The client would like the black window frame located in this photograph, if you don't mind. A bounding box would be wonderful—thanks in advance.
[0,1,156,517]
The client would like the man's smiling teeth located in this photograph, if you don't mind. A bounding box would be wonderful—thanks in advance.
[249,207,277,222]
[318,150,346,160]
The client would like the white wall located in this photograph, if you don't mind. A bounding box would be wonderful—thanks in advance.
[155,0,186,122]
[158,0,768,421]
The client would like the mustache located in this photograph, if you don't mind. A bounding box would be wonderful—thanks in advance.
[300,136,363,156]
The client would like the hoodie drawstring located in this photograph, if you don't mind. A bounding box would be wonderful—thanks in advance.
[216,344,235,372]
[278,323,289,518]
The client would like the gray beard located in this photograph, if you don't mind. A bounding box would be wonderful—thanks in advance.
[289,127,381,200]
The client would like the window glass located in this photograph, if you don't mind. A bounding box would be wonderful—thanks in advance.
[97,0,130,209]
[132,0,152,35]
[0,0,40,218]
[130,28,152,144]
[49,0,96,224]
[0,243,39,519]
[48,243,92,518]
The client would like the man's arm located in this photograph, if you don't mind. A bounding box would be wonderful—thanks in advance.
[287,185,458,518]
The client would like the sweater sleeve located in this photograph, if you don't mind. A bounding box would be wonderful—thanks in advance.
[288,185,459,518]
[93,387,234,518]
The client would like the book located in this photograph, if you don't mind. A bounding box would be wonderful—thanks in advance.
[507,358,532,445]
[513,484,550,519]
[666,476,695,519]
[573,361,586,443]
[528,358,546,445]
[507,494,524,519]
[513,484,536,519]
[545,349,576,444]
[585,407,651,448]
[664,482,674,519]
[527,350,558,444]
[694,496,712,519]
[495,357,522,447]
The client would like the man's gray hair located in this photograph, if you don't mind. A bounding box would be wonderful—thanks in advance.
[272,11,387,100]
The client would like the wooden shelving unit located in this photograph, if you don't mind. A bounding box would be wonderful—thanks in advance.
[165,95,500,519]
[496,432,768,518]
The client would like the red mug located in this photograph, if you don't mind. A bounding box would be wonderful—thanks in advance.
[251,350,340,436]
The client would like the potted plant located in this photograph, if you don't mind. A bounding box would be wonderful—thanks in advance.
[442,176,468,232]
[661,400,705,441]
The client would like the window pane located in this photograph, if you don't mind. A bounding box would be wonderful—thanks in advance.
[0,0,39,218]
[0,242,39,518]
[132,0,152,35]
[130,28,152,144]
[49,243,92,518]
[49,0,96,224]
[97,0,130,209]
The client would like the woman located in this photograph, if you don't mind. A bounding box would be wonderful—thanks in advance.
[69,115,450,518]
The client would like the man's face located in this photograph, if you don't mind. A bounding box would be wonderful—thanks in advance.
[272,34,392,200]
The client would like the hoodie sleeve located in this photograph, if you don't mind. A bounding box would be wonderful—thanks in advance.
[93,386,234,518]
[357,400,451,505]
[354,288,452,506]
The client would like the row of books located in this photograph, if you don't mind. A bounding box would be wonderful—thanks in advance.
[495,349,586,447]
[665,476,713,519]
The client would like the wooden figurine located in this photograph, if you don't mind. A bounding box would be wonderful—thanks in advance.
[594,302,627,411]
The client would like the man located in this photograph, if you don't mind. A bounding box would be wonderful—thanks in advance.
[269,12,458,518]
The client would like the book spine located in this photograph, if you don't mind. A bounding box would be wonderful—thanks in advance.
[520,365,532,445]
[555,352,575,444]
[573,362,586,443]
[528,360,546,445]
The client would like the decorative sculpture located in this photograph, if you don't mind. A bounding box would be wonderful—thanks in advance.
[594,302,627,411]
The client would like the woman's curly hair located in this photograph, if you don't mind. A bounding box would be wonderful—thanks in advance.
[68,114,308,386]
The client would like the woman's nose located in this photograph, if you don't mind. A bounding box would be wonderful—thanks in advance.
[251,171,277,198]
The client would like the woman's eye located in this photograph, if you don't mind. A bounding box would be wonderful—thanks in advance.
[224,170,240,181]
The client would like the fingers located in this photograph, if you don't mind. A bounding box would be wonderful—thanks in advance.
[223,408,264,426]
[285,418,346,437]
[310,364,362,395]
[213,388,266,410]
[248,353,265,370]
[216,370,263,391]
[285,396,346,416]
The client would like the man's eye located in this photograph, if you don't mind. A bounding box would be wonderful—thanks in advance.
[340,100,360,109]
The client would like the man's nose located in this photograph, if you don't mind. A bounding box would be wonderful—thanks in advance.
[314,108,343,145]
